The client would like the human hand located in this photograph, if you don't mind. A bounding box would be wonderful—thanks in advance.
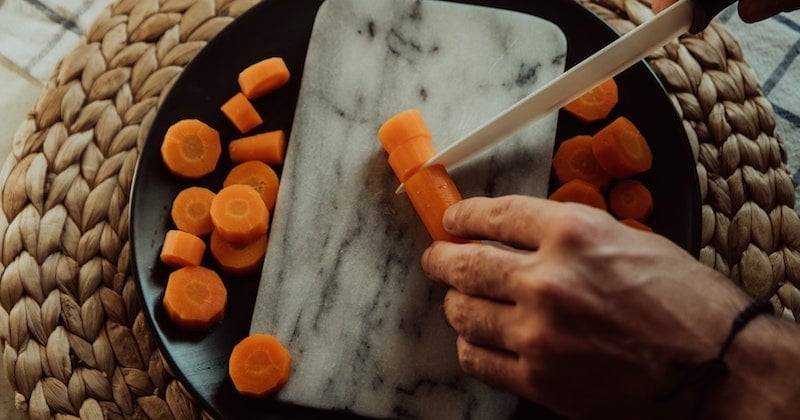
[421,196,764,418]
[653,0,800,23]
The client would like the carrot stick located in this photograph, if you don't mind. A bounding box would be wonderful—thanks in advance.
[229,334,291,398]
[387,137,436,182]
[609,179,653,222]
[591,117,652,178]
[548,179,607,210]
[223,161,280,211]
[405,165,467,243]
[210,184,269,244]
[238,57,290,99]
[162,266,227,331]
[228,130,287,166]
[160,229,206,267]
[171,186,216,236]
[160,119,221,179]
[552,135,612,188]
[619,218,653,232]
[563,78,618,124]
[377,109,432,154]
[221,92,263,133]
[210,230,268,276]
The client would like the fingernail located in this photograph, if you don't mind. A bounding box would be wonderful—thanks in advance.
[443,201,461,231]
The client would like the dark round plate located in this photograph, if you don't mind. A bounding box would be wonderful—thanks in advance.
[130,0,700,418]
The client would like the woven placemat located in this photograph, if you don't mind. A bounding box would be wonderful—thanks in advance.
[1,0,799,418]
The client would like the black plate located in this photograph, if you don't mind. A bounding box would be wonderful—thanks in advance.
[130,0,700,418]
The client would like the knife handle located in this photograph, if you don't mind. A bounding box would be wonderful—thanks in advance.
[689,0,737,33]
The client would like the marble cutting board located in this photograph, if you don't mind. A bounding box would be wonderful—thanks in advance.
[250,0,566,418]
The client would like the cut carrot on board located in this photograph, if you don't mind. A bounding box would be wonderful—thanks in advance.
[221,92,263,133]
[591,116,652,178]
[210,230,268,276]
[609,179,653,222]
[563,78,618,124]
[223,160,280,211]
[210,184,270,244]
[405,165,467,242]
[162,265,227,330]
[552,135,612,188]
[548,179,607,210]
[238,57,290,99]
[160,229,206,267]
[620,218,653,232]
[387,137,436,182]
[171,187,216,236]
[229,130,287,166]
[229,334,291,398]
[160,119,221,179]
[378,109,432,154]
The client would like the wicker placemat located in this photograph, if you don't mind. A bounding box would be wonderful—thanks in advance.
[1,0,798,418]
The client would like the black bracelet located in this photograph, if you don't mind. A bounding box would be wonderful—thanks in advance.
[660,299,773,417]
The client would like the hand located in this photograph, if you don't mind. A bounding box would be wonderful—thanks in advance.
[421,196,794,418]
[653,0,800,23]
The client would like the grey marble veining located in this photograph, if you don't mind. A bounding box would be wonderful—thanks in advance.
[250,0,566,418]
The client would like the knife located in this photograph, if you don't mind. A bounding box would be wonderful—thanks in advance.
[396,0,735,194]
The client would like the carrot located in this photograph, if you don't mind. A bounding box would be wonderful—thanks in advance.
[210,184,269,244]
[160,230,206,267]
[387,137,436,182]
[377,109,432,154]
[609,179,653,222]
[229,334,291,398]
[619,218,653,232]
[171,186,216,236]
[221,92,263,133]
[228,130,287,166]
[162,266,227,330]
[405,165,467,243]
[223,161,280,211]
[563,78,618,124]
[548,179,607,210]
[210,230,267,276]
[160,119,221,179]
[552,135,612,188]
[238,57,290,99]
[591,117,652,178]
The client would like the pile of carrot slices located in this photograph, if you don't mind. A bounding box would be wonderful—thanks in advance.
[551,78,655,231]
[158,56,292,398]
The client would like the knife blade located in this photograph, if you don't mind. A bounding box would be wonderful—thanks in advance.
[396,0,735,194]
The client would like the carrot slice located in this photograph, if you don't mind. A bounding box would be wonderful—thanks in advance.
[221,92,263,133]
[223,161,280,211]
[609,179,653,222]
[210,230,268,276]
[377,109,432,154]
[171,186,216,236]
[405,165,467,243]
[210,184,269,244]
[238,57,291,99]
[548,179,607,210]
[552,135,612,188]
[229,334,292,398]
[619,218,653,232]
[228,130,287,166]
[563,78,618,124]
[387,137,436,182]
[160,119,221,179]
[591,117,652,178]
[160,229,206,267]
[162,266,227,330]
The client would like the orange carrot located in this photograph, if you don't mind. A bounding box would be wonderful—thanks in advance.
[210,184,269,244]
[229,334,291,398]
[228,130,287,166]
[221,92,263,133]
[377,109,432,154]
[387,137,436,182]
[160,229,206,267]
[405,165,467,243]
[223,161,280,211]
[609,179,653,222]
[162,266,227,331]
[171,186,216,236]
[160,119,221,179]
[238,57,290,99]
[210,230,268,276]
[552,135,612,188]
[591,117,652,178]
[563,78,618,124]
[548,179,607,210]
[619,218,653,232]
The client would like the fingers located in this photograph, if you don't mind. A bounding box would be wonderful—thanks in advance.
[443,288,516,349]
[455,337,531,398]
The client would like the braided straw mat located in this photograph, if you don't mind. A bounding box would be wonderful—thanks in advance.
[1,0,800,418]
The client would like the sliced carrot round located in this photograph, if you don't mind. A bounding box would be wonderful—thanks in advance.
[619,218,653,232]
[552,135,611,188]
[609,179,653,222]
[563,78,618,124]
[210,230,268,276]
[221,92,263,134]
[229,130,287,166]
[229,334,292,398]
[163,266,227,330]
[238,57,291,99]
[591,117,652,178]
[160,119,221,179]
[377,109,432,154]
[210,184,269,244]
[223,161,280,211]
[548,179,607,210]
[160,229,206,267]
[171,186,216,236]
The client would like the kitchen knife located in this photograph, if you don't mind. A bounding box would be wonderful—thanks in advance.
[396,0,735,194]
